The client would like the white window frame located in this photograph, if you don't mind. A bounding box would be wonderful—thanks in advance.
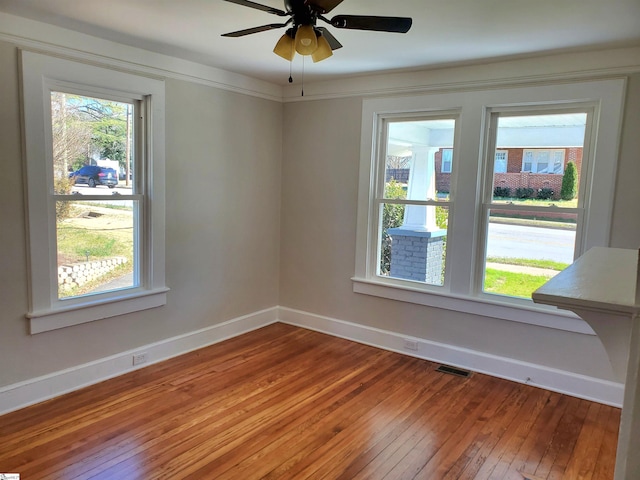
[353,79,626,334]
[522,149,565,174]
[479,107,592,301]
[21,50,168,334]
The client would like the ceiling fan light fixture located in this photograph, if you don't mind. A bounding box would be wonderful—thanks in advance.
[273,29,296,61]
[295,25,318,55]
[311,34,332,63]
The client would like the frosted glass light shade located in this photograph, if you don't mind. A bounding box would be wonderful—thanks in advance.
[311,35,333,63]
[295,25,318,55]
[273,32,295,61]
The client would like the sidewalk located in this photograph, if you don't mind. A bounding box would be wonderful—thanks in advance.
[485,262,559,277]
[92,272,134,293]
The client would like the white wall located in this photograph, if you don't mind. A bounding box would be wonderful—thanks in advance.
[0,11,639,411]
[279,71,640,387]
[0,39,282,388]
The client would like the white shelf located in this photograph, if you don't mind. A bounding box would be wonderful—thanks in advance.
[532,246,640,480]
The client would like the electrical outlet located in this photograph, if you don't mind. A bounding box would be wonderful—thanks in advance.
[132,352,148,366]
[403,339,419,351]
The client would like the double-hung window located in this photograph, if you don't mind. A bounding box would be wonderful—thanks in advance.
[21,51,167,334]
[480,110,589,300]
[377,116,457,285]
[354,79,625,332]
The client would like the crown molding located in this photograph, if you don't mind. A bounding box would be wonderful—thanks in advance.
[282,45,640,102]
[0,12,284,102]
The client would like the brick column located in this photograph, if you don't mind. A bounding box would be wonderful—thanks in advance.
[387,228,446,284]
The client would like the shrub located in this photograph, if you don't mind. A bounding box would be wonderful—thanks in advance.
[380,179,406,275]
[536,187,554,200]
[515,187,534,199]
[493,186,511,198]
[54,176,74,221]
[561,161,578,200]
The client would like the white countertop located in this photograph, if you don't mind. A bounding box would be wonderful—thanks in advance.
[533,247,640,316]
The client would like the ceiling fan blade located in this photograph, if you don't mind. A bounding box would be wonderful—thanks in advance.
[222,23,289,37]
[309,0,345,14]
[315,27,343,50]
[330,15,412,33]
[222,0,287,16]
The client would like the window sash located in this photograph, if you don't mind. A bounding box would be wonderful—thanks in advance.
[477,108,592,300]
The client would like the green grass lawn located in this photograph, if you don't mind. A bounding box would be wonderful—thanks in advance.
[491,198,578,208]
[56,203,134,297]
[483,257,569,298]
[484,268,552,299]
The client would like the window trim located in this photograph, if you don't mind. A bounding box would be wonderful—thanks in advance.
[354,79,626,333]
[21,50,168,334]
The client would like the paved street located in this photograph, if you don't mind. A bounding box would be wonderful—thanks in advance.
[486,222,576,264]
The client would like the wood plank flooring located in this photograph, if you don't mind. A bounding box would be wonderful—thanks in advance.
[0,323,620,479]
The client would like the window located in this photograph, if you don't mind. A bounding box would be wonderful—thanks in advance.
[522,149,565,174]
[482,112,587,300]
[379,117,456,286]
[494,150,508,173]
[441,148,453,173]
[441,148,506,176]
[354,79,625,332]
[21,51,167,334]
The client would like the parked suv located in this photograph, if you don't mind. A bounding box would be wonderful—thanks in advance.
[70,166,118,188]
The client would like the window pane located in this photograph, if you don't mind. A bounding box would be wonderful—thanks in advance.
[51,92,134,195]
[379,204,448,286]
[483,210,577,299]
[492,114,586,205]
[384,119,456,201]
[56,199,137,299]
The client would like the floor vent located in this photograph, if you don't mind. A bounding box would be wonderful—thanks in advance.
[436,364,472,378]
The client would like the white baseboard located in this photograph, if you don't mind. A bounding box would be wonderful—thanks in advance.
[0,305,623,415]
[278,306,624,407]
[0,307,278,416]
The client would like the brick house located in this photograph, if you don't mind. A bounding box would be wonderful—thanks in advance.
[433,147,583,199]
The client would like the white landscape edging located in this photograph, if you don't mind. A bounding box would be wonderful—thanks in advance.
[278,306,624,407]
[0,307,278,415]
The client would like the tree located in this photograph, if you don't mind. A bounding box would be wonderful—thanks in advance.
[51,92,92,180]
[561,161,578,200]
[386,155,411,170]
[51,92,92,220]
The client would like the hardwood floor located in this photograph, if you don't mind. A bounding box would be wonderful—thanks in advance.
[0,323,620,479]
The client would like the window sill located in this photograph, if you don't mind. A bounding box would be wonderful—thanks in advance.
[27,287,170,334]
[351,277,594,335]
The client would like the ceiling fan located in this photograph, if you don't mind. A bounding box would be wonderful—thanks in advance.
[221,0,412,63]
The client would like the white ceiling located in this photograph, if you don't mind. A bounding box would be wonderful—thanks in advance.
[1,0,639,86]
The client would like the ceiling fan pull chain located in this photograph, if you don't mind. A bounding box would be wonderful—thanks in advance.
[289,57,293,83]
[301,56,305,97]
